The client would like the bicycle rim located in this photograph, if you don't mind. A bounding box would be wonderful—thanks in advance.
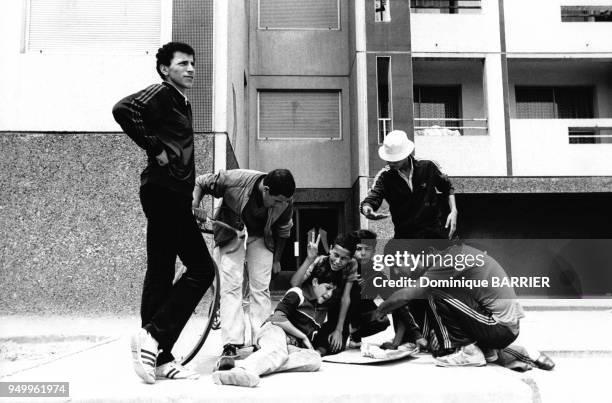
[174,261,220,365]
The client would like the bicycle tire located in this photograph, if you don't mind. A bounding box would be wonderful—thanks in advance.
[177,258,221,365]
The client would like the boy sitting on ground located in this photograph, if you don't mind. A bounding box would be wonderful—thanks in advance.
[346,230,390,348]
[291,233,359,356]
[212,273,336,387]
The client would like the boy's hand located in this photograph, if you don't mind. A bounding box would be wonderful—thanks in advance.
[374,307,387,322]
[328,330,343,352]
[380,341,399,350]
[301,337,314,350]
[272,261,282,275]
[306,233,321,260]
[192,207,207,222]
[156,149,169,166]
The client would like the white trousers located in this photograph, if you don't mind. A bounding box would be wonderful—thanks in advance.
[239,322,321,376]
[216,236,273,345]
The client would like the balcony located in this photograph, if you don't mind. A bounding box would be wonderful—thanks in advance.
[410,0,481,14]
[411,57,505,176]
[410,0,499,54]
[415,117,488,136]
[510,119,612,176]
[505,0,612,54]
[508,58,612,176]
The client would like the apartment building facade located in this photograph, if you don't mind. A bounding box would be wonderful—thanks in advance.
[2,1,611,310]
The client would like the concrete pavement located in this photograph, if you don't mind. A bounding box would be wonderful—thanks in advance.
[1,305,611,402]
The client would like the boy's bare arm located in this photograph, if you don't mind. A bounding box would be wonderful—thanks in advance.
[377,286,426,317]
[328,281,353,352]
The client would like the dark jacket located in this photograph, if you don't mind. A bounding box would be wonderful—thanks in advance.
[194,169,293,251]
[266,287,326,341]
[112,82,195,196]
[361,158,454,237]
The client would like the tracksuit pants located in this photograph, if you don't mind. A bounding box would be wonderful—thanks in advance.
[424,288,519,351]
[139,184,216,365]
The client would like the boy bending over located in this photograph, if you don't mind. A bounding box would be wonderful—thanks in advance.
[212,274,336,387]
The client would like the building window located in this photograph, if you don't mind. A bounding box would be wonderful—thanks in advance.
[414,86,462,134]
[258,0,340,30]
[25,0,161,54]
[375,0,391,22]
[561,6,612,22]
[257,90,342,140]
[377,57,393,143]
[410,0,481,14]
[515,87,594,119]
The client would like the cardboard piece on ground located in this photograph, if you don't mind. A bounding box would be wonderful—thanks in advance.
[322,343,419,365]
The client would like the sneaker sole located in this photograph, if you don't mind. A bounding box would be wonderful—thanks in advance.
[130,332,156,384]
[434,359,486,367]
[212,370,259,387]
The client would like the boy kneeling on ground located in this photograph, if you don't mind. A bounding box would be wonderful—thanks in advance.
[212,273,336,387]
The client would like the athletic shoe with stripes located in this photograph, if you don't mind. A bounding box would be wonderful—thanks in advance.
[130,328,159,384]
[434,343,486,367]
[155,361,200,380]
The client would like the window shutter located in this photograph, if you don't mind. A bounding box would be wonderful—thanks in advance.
[259,0,339,29]
[258,91,341,139]
[27,0,161,54]
[515,87,555,119]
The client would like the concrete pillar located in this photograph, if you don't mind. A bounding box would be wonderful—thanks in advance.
[483,53,509,176]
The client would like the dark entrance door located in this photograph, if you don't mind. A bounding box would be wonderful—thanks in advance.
[270,202,344,293]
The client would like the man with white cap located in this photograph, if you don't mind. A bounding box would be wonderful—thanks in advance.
[360,130,457,239]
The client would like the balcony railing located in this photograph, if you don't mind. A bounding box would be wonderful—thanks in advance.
[410,0,481,14]
[569,126,612,144]
[415,118,488,136]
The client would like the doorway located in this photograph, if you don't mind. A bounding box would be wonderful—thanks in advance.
[271,202,344,292]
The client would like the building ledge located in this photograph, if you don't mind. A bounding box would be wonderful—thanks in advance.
[452,176,612,193]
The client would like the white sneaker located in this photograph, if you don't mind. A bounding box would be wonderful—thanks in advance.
[212,367,260,387]
[130,328,159,384]
[434,343,486,367]
[155,361,200,380]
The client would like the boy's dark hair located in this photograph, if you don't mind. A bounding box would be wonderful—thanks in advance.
[332,233,358,257]
[350,229,377,242]
[156,42,195,80]
[263,169,296,198]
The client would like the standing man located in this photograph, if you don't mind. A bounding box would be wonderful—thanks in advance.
[112,42,215,383]
[192,169,295,368]
[360,130,457,239]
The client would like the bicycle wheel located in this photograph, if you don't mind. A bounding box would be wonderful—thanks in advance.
[173,259,221,365]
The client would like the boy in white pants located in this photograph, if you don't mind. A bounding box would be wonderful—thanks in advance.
[212,273,336,387]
